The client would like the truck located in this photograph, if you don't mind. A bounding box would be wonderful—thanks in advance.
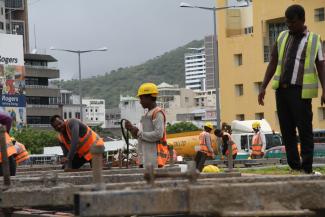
[230,119,282,159]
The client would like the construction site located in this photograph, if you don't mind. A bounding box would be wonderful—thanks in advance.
[1,0,325,216]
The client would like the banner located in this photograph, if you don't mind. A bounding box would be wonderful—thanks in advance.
[0,33,26,129]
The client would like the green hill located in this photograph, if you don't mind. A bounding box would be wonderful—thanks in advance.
[58,39,203,108]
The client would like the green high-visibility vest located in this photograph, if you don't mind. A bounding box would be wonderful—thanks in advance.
[272,30,321,98]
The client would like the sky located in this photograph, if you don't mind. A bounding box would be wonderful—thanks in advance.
[28,0,220,80]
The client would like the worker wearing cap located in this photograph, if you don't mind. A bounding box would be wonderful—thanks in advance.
[214,129,238,161]
[195,122,215,172]
[125,83,168,168]
[250,121,266,159]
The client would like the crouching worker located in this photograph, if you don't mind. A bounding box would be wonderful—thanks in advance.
[50,115,104,169]
[214,129,238,161]
[195,122,215,172]
[125,83,168,168]
[0,131,17,176]
[12,137,29,165]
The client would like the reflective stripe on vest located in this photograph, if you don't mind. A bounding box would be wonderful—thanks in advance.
[0,132,17,163]
[224,132,238,156]
[199,131,212,156]
[14,142,29,164]
[252,133,262,156]
[59,120,104,161]
[152,107,169,167]
[272,31,320,98]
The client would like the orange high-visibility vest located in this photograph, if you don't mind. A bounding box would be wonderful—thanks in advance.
[58,120,104,161]
[223,132,238,156]
[0,132,17,163]
[14,142,29,164]
[152,107,168,167]
[251,132,263,156]
[199,131,213,157]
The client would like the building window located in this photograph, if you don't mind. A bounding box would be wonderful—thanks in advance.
[244,26,253,34]
[68,112,72,119]
[90,109,93,112]
[235,84,244,96]
[254,82,263,93]
[319,107,325,120]
[315,8,325,22]
[64,112,67,119]
[236,114,245,121]
[85,109,88,112]
[95,109,98,112]
[234,54,243,66]
[91,117,93,121]
[255,112,264,120]
[96,117,98,121]
[75,112,80,119]
[0,7,3,15]
[264,46,270,62]
[0,22,3,30]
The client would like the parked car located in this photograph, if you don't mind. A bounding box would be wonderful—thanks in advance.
[264,143,325,159]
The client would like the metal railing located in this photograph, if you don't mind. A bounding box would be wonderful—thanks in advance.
[26,104,59,108]
[25,85,59,89]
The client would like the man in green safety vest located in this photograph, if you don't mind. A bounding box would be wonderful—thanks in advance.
[258,4,325,175]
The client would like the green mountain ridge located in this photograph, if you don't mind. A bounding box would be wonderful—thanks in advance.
[58,39,204,108]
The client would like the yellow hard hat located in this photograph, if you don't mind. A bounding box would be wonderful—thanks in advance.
[137,83,159,97]
[204,122,213,130]
[252,121,261,129]
[202,165,220,173]
[11,137,16,142]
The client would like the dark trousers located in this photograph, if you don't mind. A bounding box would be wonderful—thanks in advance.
[194,151,207,172]
[63,155,91,169]
[276,87,314,173]
[0,156,17,176]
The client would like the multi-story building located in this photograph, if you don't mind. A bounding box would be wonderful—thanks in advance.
[216,0,325,130]
[105,108,120,129]
[119,96,144,125]
[4,0,29,53]
[24,53,61,127]
[184,47,206,91]
[194,89,216,107]
[82,99,106,128]
[204,35,218,90]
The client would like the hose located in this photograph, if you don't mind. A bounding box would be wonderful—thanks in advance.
[120,119,130,168]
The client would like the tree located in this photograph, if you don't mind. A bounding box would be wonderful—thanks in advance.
[166,122,200,134]
[11,128,58,154]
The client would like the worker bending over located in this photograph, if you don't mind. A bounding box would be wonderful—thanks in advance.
[50,115,104,169]
[125,83,168,168]
[214,129,237,161]
[11,137,29,165]
[250,121,266,159]
[195,122,215,172]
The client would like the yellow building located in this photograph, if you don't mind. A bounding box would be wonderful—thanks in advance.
[216,0,325,131]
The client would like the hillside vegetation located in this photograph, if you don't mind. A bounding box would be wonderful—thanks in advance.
[58,40,203,108]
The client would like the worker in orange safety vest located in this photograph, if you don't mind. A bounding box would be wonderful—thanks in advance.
[195,122,215,172]
[250,121,266,159]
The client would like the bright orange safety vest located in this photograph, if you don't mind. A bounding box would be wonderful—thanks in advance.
[251,132,263,156]
[152,107,168,167]
[14,142,29,164]
[58,120,104,161]
[199,131,213,157]
[223,132,238,156]
[0,132,17,163]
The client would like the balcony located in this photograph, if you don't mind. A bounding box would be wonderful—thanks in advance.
[25,86,60,97]
[25,65,59,79]
[26,105,62,116]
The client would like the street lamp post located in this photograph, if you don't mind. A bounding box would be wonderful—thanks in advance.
[50,47,107,122]
[180,1,249,129]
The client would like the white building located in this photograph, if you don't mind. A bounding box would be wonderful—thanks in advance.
[184,47,206,91]
[83,99,106,128]
[119,95,144,125]
[0,0,5,34]
[194,89,216,107]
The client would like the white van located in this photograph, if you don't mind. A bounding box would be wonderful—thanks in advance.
[229,119,282,159]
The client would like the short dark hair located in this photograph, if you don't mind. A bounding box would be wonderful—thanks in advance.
[214,129,222,137]
[285,4,305,21]
[50,115,63,125]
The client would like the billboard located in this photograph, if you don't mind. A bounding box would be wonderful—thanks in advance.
[0,33,26,129]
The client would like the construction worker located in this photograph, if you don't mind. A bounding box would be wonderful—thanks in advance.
[11,137,29,165]
[194,122,215,172]
[250,121,266,159]
[50,115,104,169]
[125,83,168,168]
[214,129,238,160]
[0,132,17,176]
